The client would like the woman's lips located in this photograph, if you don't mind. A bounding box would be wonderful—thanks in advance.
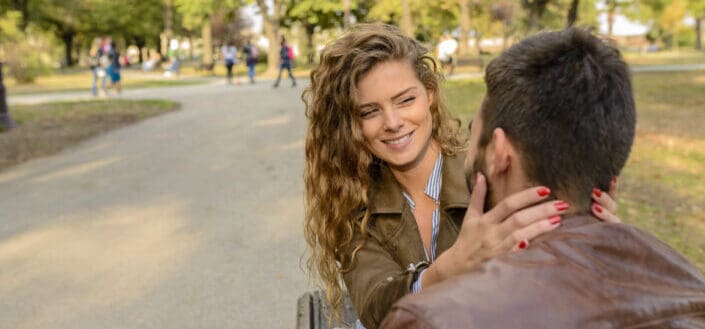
[383,130,414,150]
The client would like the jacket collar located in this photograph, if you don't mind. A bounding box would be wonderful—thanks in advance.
[368,153,470,215]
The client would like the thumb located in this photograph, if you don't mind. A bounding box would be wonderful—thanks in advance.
[608,176,618,199]
[466,173,487,220]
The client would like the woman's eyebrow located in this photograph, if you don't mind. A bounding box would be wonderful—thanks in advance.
[356,86,417,109]
[391,86,417,101]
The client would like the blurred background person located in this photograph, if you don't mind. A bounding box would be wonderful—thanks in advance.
[437,34,458,75]
[106,40,122,94]
[243,38,258,84]
[272,37,296,88]
[221,42,238,85]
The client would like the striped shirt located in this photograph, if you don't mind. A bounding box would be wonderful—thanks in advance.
[354,154,444,329]
[408,154,443,294]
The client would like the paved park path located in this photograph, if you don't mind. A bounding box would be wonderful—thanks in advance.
[2,79,312,328]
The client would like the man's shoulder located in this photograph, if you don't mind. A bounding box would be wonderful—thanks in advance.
[382,217,705,329]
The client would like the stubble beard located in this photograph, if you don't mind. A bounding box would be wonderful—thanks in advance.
[465,147,494,213]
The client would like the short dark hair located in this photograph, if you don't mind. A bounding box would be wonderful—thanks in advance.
[480,27,635,210]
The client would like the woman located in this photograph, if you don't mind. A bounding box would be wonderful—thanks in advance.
[302,24,619,329]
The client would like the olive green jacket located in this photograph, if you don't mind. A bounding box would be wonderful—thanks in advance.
[342,153,470,329]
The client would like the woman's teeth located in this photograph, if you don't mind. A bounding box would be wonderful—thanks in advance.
[385,133,411,144]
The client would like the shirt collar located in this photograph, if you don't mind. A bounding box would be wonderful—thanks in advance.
[402,154,443,210]
[368,152,469,215]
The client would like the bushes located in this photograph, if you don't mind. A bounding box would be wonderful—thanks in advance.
[0,11,55,84]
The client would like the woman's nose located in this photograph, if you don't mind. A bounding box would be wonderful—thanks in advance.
[382,109,403,132]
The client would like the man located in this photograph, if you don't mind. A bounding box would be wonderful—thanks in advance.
[380,28,705,329]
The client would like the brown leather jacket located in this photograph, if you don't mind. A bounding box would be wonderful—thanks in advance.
[342,153,470,329]
[381,215,705,329]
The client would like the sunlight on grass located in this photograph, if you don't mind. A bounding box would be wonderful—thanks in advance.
[0,100,180,171]
[624,50,705,66]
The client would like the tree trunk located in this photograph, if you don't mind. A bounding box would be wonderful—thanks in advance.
[0,63,16,130]
[458,0,472,56]
[521,0,549,33]
[343,0,351,29]
[202,17,213,70]
[696,17,702,51]
[135,37,146,63]
[256,0,280,75]
[305,24,315,64]
[162,0,174,57]
[11,0,30,31]
[188,35,195,60]
[566,0,579,28]
[62,30,75,67]
[607,0,616,38]
[474,33,483,54]
[400,0,414,37]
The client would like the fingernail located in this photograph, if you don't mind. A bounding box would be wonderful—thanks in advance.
[518,240,528,249]
[537,187,550,197]
[554,201,569,211]
[593,203,603,213]
[593,188,602,198]
[548,215,562,225]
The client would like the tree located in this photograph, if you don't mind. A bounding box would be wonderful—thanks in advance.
[400,0,414,36]
[29,0,91,67]
[660,0,686,49]
[567,0,580,27]
[458,0,472,55]
[282,0,343,64]
[0,62,15,130]
[687,0,705,50]
[521,0,550,32]
[87,0,165,63]
[491,1,518,49]
[255,0,282,75]
[175,0,241,70]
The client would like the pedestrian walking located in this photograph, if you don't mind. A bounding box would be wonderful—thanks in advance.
[106,40,122,94]
[88,38,108,96]
[221,42,238,85]
[243,39,258,84]
[272,37,296,88]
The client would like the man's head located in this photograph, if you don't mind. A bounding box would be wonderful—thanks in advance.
[465,27,635,211]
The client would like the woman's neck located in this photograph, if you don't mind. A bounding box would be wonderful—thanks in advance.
[391,141,441,198]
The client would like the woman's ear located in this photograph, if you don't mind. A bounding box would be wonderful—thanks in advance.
[427,88,435,107]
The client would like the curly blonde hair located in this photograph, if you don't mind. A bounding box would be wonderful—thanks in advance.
[302,23,466,320]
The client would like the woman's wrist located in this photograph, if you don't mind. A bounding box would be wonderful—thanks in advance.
[422,250,453,289]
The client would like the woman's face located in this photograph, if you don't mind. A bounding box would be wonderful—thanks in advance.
[355,60,434,171]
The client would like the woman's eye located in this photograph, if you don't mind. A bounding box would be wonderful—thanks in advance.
[401,97,416,104]
[360,108,377,118]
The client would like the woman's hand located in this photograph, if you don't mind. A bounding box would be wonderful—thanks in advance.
[591,177,621,223]
[422,173,567,286]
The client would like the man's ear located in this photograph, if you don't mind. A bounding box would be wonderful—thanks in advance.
[486,128,511,179]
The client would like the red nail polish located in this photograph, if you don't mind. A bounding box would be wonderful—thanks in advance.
[518,240,528,249]
[548,215,562,225]
[594,203,603,213]
[593,188,602,198]
[537,187,550,197]
[554,201,569,211]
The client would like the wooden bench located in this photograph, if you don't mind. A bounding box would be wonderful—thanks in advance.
[297,290,359,329]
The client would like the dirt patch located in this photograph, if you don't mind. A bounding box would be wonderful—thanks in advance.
[0,99,179,172]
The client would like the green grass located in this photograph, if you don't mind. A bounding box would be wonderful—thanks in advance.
[442,71,705,271]
[5,70,207,95]
[623,50,705,66]
[0,99,180,171]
